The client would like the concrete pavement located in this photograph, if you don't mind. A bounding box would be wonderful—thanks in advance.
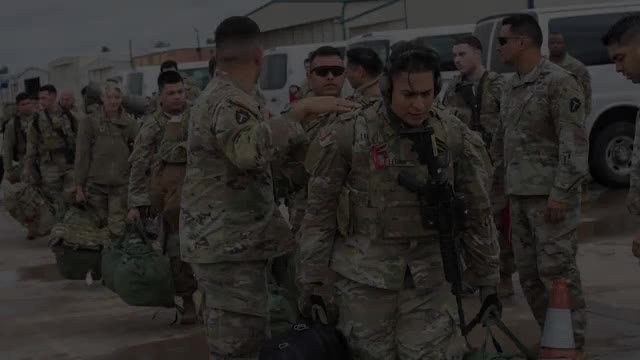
[0,186,638,359]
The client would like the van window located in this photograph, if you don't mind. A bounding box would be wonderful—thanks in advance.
[260,54,288,90]
[349,40,390,62]
[414,33,471,72]
[473,21,496,67]
[549,12,640,66]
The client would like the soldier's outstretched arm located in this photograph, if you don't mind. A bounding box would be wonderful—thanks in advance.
[456,128,500,288]
[297,120,351,287]
[73,115,93,187]
[549,75,588,204]
[127,116,162,208]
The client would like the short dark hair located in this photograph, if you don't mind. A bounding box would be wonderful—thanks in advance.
[502,14,543,48]
[208,56,217,77]
[602,15,640,46]
[388,40,441,80]
[39,84,57,94]
[16,92,30,104]
[160,60,178,72]
[157,70,183,92]
[309,46,344,65]
[454,35,483,52]
[346,47,383,77]
[215,16,261,51]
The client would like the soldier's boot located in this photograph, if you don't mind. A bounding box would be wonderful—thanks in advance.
[497,272,515,298]
[180,296,197,325]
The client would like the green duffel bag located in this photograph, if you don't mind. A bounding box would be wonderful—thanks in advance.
[50,205,109,280]
[101,237,124,291]
[110,222,175,308]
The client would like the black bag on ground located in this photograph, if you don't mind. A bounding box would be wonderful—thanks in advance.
[259,321,351,360]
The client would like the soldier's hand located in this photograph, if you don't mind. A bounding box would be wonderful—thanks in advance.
[297,284,339,326]
[75,187,86,204]
[290,97,359,120]
[127,208,141,223]
[545,199,567,224]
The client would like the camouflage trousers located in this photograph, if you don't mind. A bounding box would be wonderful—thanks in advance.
[192,260,270,359]
[335,275,466,360]
[494,207,516,276]
[85,183,127,240]
[165,232,197,298]
[268,253,299,336]
[39,155,75,219]
[510,194,586,350]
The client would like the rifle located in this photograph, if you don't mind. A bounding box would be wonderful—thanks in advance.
[457,73,492,147]
[396,126,469,338]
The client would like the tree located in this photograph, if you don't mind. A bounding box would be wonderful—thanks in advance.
[100,46,111,53]
[153,40,171,48]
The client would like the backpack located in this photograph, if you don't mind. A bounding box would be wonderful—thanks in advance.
[259,321,351,360]
[101,221,175,308]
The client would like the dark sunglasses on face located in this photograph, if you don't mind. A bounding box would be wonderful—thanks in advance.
[311,66,345,77]
[498,36,525,46]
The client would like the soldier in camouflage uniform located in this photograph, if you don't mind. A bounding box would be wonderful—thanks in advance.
[3,93,40,239]
[160,60,202,103]
[127,71,198,323]
[297,41,500,359]
[74,81,139,239]
[549,32,592,116]
[345,47,383,107]
[440,35,513,298]
[23,84,79,220]
[602,15,640,257]
[179,16,358,359]
[492,15,588,356]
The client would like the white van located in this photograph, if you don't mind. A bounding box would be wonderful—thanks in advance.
[347,24,475,93]
[259,41,349,115]
[474,2,640,188]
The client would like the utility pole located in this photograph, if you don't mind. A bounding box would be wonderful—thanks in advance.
[341,0,349,40]
[403,0,409,29]
[128,40,135,70]
[194,28,202,60]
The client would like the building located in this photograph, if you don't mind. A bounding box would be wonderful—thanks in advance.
[132,47,215,67]
[6,67,49,100]
[48,56,97,99]
[87,53,132,84]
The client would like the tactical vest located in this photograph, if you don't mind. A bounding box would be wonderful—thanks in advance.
[157,111,189,164]
[12,115,28,161]
[92,114,133,153]
[34,110,75,153]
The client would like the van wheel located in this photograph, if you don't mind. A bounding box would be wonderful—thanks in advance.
[590,121,634,188]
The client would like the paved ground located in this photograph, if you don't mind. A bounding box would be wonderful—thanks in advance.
[0,185,639,359]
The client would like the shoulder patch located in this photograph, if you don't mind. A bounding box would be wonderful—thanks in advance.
[569,97,582,113]
[235,109,251,124]
[318,126,336,147]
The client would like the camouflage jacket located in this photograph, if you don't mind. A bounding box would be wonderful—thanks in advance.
[24,106,78,173]
[179,70,307,264]
[75,109,139,187]
[3,114,31,182]
[294,79,314,101]
[441,71,504,149]
[491,58,588,203]
[127,108,189,208]
[347,77,383,109]
[297,103,499,291]
[552,54,592,116]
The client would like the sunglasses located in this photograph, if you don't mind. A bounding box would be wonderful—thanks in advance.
[311,66,345,77]
[497,36,526,46]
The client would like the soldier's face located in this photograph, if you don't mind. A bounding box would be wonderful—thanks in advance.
[497,25,523,65]
[390,71,434,128]
[452,44,480,75]
[17,99,33,116]
[548,33,566,58]
[608,42,640,83]
[59,93,75,108]
[38,91,55,111]
[160,82,186,112]
[309,55,345,97]
[346,63,365,89]
[101,89,122,114]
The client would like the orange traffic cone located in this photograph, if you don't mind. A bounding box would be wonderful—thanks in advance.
[539,279,577,359]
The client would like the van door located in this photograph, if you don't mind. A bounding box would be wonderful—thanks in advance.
[260,53,289,115]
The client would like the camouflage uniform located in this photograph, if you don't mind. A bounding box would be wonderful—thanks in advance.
[23,106,78,218]
[3,114,31,183]
[298,101,499,359]
[75,110,139,239]
[491,58,588,349]
[128,107,197,300]
[184,77,202,103]
[551,54,592,116]
[441,71,515,278]
[346,77,382,108]
[180,70,306,358]
[294,79,314,101]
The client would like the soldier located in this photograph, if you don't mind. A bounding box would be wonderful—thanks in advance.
[59,89,84,118]
[127,71,198,323]
[23,84,78,219]
[297,41,500,359]
[179,16,358,358]
[492,14,588,357]
[74,81,138,239]
[602,15,640,257]
[441,35,513,297]
[549,32,592,116]
[160,60,202,102]
[3,93,38,239]
[345,46,384,106]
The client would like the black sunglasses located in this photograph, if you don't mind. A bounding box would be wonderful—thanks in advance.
[497,36,525,46]
[311,66,345,77]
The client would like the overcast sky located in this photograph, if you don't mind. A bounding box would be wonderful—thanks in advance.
[0,0,269,73]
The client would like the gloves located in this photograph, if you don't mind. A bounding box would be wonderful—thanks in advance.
[479,286,502,326]
[298,283,339,326]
